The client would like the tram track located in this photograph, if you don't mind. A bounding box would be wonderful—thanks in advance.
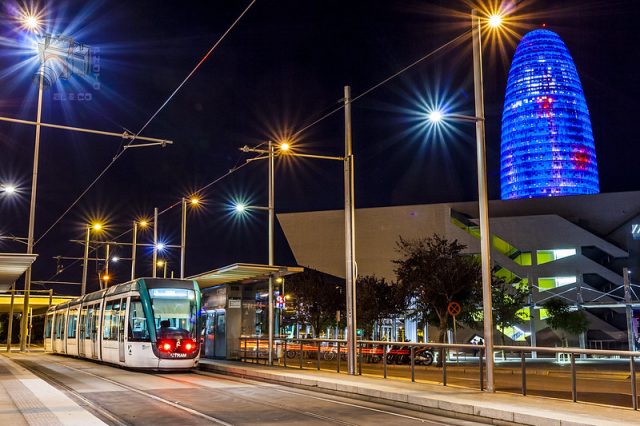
[15,354,485,425]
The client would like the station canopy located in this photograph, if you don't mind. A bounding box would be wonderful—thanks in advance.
[189,263,303,289]
[0,252,38,291]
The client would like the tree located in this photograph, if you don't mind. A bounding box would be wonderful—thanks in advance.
[285,269,344,337]
[393,234,482,347]
[356,275,405,339]
[491,275,529,355]
[543,298,589,344]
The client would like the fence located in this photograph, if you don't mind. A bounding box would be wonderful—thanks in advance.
[238,336,640,410]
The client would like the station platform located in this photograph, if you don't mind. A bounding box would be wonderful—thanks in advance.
[0,352,106,425]
[198,358,639,426]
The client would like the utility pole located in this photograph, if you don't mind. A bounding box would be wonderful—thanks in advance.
[344,86,357,375]
[131,221,138,281]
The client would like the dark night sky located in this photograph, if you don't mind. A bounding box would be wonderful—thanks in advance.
[0,0,638,294]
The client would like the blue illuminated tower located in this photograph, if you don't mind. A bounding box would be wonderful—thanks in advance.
[500,29,599,200]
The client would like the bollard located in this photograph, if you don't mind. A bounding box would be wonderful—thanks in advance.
[317,341,321,370]
[631,356,637,410]
[571,353,577,402]
[479,347,484,391]
[257,337,261,364]
[442,347,447,386]
[337,341,341,373]
[521,351,527,396]
[410,346,415,382]
[383,344,388,379]
[300,340,303,369]
[284,339,288,368]
[358,343,363,375]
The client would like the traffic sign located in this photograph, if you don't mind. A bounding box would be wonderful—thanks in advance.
[447,301,461,317]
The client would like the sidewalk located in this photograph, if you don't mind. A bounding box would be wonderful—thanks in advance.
[0,354,106,425]
[199,359,639,426]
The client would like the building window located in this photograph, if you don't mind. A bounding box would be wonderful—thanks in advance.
[536,248,576,264]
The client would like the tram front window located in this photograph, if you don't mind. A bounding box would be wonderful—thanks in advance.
[149,288,197,340]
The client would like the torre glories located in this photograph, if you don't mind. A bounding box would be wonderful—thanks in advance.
[500,29,599,200]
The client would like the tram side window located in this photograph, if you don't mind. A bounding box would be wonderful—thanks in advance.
[67,310,78,338]
[103,302,113,340]
[128,298,150,342]
[45,315,53,338]
[85,306,93,339]
[55,314,64,339]
[110,301,121,339]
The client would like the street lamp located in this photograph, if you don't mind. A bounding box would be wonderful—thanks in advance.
[239,90,357,372]
[180,195,201,279]
[130,219,148,280]
[81,223,103,296]
[426,10,501,392]
[1,184,18,195]
[19,23,92,352]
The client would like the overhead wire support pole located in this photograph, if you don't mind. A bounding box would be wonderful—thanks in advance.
[268,140,275,366]
[81,226,90,296]
[20,69,45,352]
[344,86,358,375]
[472,8,495,392]
[152,208,158,278]
[180,198,187,279]
[624,268,635,351]
[131,221,138,281]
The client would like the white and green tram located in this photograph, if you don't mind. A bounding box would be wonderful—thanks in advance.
[44,278,201,370]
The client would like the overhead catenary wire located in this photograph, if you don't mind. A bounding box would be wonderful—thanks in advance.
[34,0,258,247]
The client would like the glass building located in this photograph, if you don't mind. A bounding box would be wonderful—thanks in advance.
[500,29,599,200]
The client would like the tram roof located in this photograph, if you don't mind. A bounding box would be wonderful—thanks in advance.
[0,253,38,291]
[189,263,303,289]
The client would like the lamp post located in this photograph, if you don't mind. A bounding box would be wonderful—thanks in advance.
[81,223,102,296]
[157,260,168,279]
[180,196,199,279]
[426,10,498,392]
[130,220,148,280]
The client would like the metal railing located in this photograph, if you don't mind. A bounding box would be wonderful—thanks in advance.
[237,337,640,409]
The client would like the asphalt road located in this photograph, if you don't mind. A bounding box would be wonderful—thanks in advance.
[5,352,487,426]
[273,354,638,409]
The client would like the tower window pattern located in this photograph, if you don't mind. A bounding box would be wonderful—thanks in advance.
[500,29,599,200]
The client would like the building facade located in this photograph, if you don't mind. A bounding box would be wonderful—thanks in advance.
[279,192,640,348]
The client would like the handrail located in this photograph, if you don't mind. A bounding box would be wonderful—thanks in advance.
[495,344,640,358]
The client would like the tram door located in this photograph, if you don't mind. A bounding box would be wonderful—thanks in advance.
[204,310,226,358]
[78,307,86,357]
[91,303,101,359]
[118,299,127,363]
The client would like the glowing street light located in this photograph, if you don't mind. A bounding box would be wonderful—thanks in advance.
[20,13,42,32]
[234,203,247,213]
[111,256,119,263]
[156,242,166,251]
[156,260,168,278]
[428,110,443,123]
[279,142,290,152]
[488,14,503,29]
[1,184,17,195]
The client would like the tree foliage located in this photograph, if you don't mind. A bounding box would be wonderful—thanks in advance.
[543,298,590,338]
[285,268,344,337]
[356,275,405,339]
[492,275,529,346]
[393,234,482,344]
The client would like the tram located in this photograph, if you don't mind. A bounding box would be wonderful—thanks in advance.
[44,278,201,370]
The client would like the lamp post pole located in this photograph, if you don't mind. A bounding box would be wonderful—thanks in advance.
[181,198,187,279]
[81,225,91,296]
[19,68,45,352]
[152,208,158,278]
[471,8,495,392]
[344,85,358,375]
[623,268,635,351]
[131,221,138,281]
[268,140,275,365]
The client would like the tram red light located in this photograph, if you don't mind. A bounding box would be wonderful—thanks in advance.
[157,339,175,353]
[180,339,197,353]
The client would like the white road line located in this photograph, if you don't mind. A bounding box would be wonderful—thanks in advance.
[56,362,233,426]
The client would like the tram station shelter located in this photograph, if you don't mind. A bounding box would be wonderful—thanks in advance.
[189,263,303,359]
[278,191,640,349]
